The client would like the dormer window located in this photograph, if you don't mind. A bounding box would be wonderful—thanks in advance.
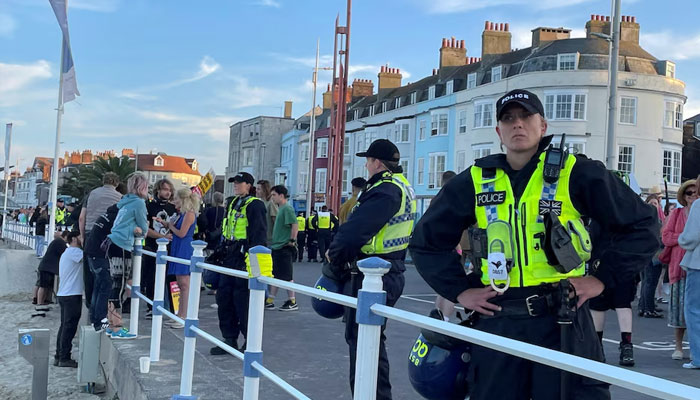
[382,101,387,113]
[154,156,164,167]
[446,80,454,95]
[369,105,375,117]
[395,97,401,108]
[467,73,477,89]
[191,161,198,171]
[410,92,417,104]
[491,66,502,82]
[428,86,436,100]
[353,109,359,120]
[557,53,579,71]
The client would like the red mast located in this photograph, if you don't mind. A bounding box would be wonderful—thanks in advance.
[327,0,351,212]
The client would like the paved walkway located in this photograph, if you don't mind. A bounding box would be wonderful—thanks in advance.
[104,260,700,400]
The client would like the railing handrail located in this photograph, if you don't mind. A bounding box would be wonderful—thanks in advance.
[40,235,700,400]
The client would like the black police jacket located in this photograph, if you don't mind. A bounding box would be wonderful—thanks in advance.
[328,169,405,269]
[409,135,660,303]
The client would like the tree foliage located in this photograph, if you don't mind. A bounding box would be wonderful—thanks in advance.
[59,156,135,201]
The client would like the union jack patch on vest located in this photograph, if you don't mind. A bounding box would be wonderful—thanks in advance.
[539,199,562,216]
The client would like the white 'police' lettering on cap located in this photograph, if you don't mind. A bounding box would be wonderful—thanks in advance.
[501,93,530,105]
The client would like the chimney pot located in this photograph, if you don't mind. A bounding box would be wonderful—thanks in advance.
[505,23,509,31]
[590,14,595,20]
[485,21,489,30]
[632,16,636,23]
[606,16,610,22]
[460,39,465,48]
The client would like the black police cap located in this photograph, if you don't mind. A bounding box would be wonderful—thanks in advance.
[228,172,254,184]
[496,89,545,121]
[356,139,400,162]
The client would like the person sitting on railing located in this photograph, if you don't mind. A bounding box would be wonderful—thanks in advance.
[325,139,416,400]
[409,89,659,400]
[210,171,267,355]
[155,188,200,329]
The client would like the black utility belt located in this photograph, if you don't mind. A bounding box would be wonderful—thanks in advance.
[481,293,560,319]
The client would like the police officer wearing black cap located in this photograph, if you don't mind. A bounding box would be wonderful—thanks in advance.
[325,139,416,400]
[210,172,267,354]
[409,89,658,399]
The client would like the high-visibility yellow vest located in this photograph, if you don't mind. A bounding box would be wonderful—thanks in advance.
[359,172,417,255]
[55,208,66,224]
[222,196,261,241]
[470,153,592,288]
[297,216,306,231]
[318,212,331,229]
[308,215,317,231]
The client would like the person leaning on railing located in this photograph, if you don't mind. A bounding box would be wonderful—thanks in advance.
[409,89,659,400]
[210,171,267,355]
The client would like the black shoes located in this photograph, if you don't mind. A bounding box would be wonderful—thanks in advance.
[619,343,634,366]
[643,310,664,318]
[210,338,238,355]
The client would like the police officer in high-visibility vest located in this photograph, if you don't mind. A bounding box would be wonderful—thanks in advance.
[313,205,338,261]
[326,139,416,400]
[306,211,319,262]
[210,172,267,355]
[55,198,67,226]
[409,89,659,399]
[296,212,307,262]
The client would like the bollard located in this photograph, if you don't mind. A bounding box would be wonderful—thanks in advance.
[130,236,144,336]
[149,238,169,362]
[18,328,50,400]
[242,246,270,400]
[173,240,206,400]
[353,257,390,400]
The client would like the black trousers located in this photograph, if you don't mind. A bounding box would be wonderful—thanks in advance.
[296,232,306,261]
[216,274,249,341]
[317,231,332,261]
[343,263,405,400]
[469,298,610,400]
[83,231,93,309]
[56,295,82,361]
[141,252,156,310]
[307,232,318,261]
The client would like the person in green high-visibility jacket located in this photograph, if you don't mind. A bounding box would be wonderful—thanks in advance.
[326,139,416,400]
[55,198,67,226]
[409,89,659,400]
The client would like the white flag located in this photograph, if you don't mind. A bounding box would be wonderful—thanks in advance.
[4,124,11,180]
[49,0,80,103]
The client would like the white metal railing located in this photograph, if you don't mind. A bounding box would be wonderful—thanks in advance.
[2,220,70,255]
[116,237,700,400]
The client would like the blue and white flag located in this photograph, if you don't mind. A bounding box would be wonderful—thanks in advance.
[49,0,80,103]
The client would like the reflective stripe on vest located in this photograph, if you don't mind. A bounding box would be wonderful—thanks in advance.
[222,196,259,241]
[360,172,417,255]
[297,216,306,231]
[470,153,592,288]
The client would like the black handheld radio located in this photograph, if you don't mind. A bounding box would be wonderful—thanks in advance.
[543,134,568,184]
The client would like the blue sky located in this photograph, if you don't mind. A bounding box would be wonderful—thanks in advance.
[1,0,698,175]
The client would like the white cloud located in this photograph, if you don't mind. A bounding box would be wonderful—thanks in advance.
[160,55,221,89]
[254,0,281,8]
[117,91,157,101]
[425,0,592,13]
[273,53,334,69]
[0,61,52,93]
[641,31,700,61]
[0,14,17,37]
[218,76,298,110]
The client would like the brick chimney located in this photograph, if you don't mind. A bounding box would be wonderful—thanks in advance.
[531,27,571,47]
[586,14,639,44]
[352,79,374,99]
[81,150,93,164]
[122,148,134,157]
[482,21,511,58]
[284,101,293,118]
[377,65,402,91]
[322,84,332,110]
[619,15,640,43]
[439,37,467,69]
[70,151,81,165]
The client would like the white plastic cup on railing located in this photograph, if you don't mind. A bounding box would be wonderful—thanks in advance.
[353,257,391,400]
[149,238,169,362]
[243,246,270,400]
[174,240,207,399]
[130,236,144,336]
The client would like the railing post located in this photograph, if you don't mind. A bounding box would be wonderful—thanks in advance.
[149,238,169,362]
[130,236,144,336]
[242,246,270,400]
[353,257,391,400]
[172,240,206,400]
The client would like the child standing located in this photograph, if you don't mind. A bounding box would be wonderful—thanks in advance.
[54,231,84,367]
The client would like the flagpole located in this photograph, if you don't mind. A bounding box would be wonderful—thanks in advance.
[2,124,12,239]
[306,38,320,217]
[48,2,67,239]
